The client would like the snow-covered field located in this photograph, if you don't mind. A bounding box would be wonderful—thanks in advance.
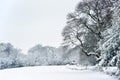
[0,66,117,80]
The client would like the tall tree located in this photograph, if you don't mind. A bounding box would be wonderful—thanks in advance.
[62,0,114,58]
[98,0,120,67]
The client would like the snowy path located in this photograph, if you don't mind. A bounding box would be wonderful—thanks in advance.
[0,66,117,80]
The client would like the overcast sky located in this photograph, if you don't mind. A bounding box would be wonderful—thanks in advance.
[0,0,80,53]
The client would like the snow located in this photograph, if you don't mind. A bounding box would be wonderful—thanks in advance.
[0,66,117,80]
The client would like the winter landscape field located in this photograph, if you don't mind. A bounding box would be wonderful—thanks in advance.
[0,66,118,80]
[0,0,120,80]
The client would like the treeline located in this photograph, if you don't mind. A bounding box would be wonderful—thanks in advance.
[0,43,64,69]
[0,42,96,69]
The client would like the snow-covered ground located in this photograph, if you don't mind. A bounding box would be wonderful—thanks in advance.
[0,66,117,80]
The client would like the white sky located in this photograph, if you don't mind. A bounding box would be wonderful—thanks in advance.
[0,0,80,53]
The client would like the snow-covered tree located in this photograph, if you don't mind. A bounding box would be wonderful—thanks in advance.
[63,46,97,65]
[112,0,120,70]
[62,0,114,61]
[0,43,24,69]
[97,0,120,67]
[27,44,65,66]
